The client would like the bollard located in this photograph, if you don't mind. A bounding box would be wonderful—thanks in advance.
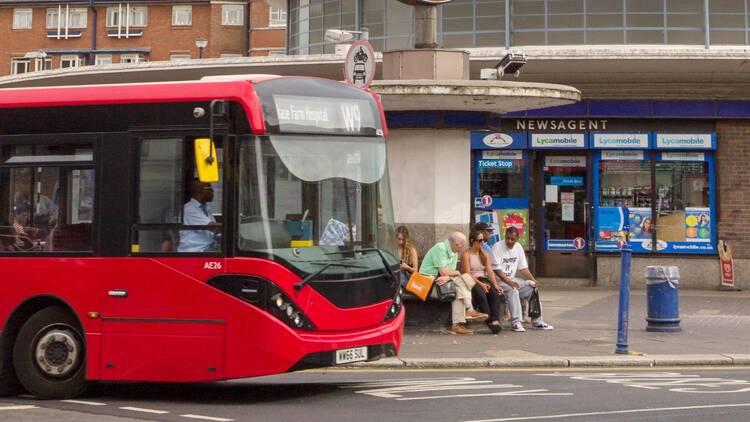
[646,266,681,332]
[615,242,632,354]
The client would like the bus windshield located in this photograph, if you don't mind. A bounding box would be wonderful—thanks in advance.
[237,134,398,275]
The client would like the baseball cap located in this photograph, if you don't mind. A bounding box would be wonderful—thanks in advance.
[474,222,494,232]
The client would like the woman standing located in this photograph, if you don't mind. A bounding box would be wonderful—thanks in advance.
[461,229,503,333]
[397,226,419,286]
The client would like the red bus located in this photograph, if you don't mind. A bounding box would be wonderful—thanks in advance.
[0,76,404,399]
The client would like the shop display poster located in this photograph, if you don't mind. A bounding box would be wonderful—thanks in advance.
[476,209,529,249]
[545,184,558,203]
[685,207,711,242]
[561,192,575,222]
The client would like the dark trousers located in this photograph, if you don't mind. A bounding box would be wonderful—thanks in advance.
[471,278,503,323]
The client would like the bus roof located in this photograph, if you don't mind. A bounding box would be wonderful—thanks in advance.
[0,76,289,134]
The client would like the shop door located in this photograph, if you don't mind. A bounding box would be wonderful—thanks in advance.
[536,154,591,278]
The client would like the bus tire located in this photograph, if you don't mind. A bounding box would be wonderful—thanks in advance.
[12,306,87,399]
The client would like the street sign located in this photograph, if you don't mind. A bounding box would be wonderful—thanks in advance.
[573,237,586,250]
[344,40,375,89]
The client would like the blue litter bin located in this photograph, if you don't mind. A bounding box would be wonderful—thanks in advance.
[645,266,681,332]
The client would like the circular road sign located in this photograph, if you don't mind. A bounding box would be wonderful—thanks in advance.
[573,237,586,250]
[344,40,376,89]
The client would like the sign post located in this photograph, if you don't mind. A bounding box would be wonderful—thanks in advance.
[718,240,740,291]
[344,40,376,89]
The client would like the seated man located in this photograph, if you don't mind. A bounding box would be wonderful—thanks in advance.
[491,226,554,332]
[178,180,221,252]
[7,201,39,251]
[419,231,488,335]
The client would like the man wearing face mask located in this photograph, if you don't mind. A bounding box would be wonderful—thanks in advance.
[491,226,554,332]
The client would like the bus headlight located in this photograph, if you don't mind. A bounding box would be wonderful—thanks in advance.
[383,286,403,321]
[268,291,315,331]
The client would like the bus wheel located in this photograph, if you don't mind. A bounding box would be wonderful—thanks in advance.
[13,306,87,399]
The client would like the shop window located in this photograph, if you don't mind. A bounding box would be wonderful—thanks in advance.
[0,144,95,253]
[13,8,33,29]
[133,138,223,253]
[477,153,526,199]
[655,159,711,251]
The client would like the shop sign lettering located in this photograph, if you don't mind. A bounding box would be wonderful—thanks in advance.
[661,152,705,162]
[601,150,644,161]
[478,159,514,169]
[516,119,608,131]
[593,133,649,149]
[531,133,586,148]
[656,133,713,149]
[482,150,522,160]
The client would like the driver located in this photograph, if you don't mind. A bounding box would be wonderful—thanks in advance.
[178,180,221,252]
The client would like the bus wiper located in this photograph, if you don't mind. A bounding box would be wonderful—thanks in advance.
[325,248,399,287]
[294,262,367,291]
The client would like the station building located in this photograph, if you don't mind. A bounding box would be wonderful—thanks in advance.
[285,0,750,288]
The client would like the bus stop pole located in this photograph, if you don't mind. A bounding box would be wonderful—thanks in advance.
[615,208,631,355]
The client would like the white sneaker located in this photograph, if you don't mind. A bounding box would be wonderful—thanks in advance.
[511,322,526,332]
[532,320,554,330]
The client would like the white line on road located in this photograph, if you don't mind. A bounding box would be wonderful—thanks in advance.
[119,406,169,414]
[180,414,235,421]
[464,402,750,422]
[0,405,38,411]
[61,400,108,406]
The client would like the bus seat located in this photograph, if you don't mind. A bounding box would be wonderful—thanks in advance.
[50,224,91,252]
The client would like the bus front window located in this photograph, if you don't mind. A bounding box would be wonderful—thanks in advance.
[238,135,397,274]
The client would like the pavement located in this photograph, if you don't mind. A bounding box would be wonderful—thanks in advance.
[351,287,750,369]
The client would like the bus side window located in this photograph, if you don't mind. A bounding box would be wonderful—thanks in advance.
[1,143,95,253]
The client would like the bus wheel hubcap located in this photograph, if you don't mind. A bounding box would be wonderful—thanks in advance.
[35,328,79,377]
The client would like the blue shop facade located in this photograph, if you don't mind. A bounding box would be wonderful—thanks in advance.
[388,100,742,279]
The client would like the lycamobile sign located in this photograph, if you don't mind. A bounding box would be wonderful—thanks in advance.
[593,133,649,149]
[531,133,586,149]
[656,133,714,149]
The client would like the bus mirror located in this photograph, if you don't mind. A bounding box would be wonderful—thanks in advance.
[195,138,219,183]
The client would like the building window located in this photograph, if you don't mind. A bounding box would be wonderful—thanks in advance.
[10,59,31,75]
[170,54,192,61]
[95,54,113,65]
[269,6,287,27]
[172,5,192,26]
[47,7,88,29]
[13,8,33,29]
[35,57,52,71]
[106,6,148,27]
[222,4,244,26]
[60,55,84,68]
[120,53,144,63]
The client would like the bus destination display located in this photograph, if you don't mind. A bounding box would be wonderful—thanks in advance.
[273,95,379,135]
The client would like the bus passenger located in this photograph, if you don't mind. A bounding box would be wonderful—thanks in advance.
[7,201,36,251]
[178,180,221,252]
[397,226,419,287]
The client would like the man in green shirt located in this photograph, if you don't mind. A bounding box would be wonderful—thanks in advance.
[420,231,488,335]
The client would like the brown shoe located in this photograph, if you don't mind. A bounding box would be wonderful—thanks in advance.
[465,309,489,322]
[448,324,474,335]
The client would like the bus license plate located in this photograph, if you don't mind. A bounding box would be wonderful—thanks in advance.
[335,347,368,365]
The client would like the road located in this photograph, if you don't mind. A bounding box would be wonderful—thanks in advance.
[2,367,750,421]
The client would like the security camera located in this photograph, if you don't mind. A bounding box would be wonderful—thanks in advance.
[193,107,206,118]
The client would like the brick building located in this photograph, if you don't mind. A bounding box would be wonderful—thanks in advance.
[0,0,286,76]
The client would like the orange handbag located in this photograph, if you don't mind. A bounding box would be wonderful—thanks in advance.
[405,272,434,301]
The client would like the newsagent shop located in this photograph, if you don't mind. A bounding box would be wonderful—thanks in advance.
[383,99,750,288]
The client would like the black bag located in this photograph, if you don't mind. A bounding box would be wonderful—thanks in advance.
[528,288,542,319]
[435,279,457,302]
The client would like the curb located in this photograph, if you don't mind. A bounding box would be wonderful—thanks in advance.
[343,354,750,369]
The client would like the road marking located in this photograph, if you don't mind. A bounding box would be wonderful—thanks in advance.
[0,405,38,411]
[343,377,571,400]
[464,402,750,422]
[311,365,750,374]
[539,372,750,393]
[181,414,235,421]
[119,406,169,414]
[61,400,107,406]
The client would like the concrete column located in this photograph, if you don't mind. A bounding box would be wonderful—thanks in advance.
[414,4,437,49]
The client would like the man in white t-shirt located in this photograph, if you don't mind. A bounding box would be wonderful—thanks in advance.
[491,226,554,332]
